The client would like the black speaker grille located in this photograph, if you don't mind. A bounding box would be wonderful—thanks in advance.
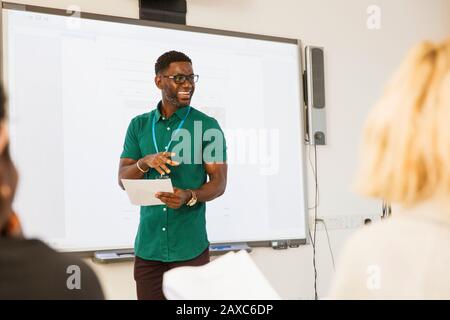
[311,48,325,109]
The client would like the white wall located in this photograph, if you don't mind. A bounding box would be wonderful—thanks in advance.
[3,0,450,299]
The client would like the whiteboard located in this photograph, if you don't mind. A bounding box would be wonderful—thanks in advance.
[2,5,308,252]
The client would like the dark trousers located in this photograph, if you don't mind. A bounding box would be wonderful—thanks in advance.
[134,248,210,300]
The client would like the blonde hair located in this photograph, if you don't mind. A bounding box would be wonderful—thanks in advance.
[357,39,450,206]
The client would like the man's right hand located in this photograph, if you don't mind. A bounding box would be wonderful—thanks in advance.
[140,152,179,175]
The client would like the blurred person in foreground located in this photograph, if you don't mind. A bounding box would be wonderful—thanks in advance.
[329,39,450,299]
[0,86,104,299]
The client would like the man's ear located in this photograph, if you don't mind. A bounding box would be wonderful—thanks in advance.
[155,74,163,90]
[0,121,9,155]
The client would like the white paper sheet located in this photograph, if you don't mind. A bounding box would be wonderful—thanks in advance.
[121,178,173,206]
[162,250,282,300]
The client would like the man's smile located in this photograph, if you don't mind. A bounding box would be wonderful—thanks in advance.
[177,91,192,99]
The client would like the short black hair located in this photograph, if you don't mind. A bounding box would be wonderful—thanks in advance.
[155,51,191,75]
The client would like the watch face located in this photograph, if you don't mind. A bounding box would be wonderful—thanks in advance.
[188,198,197,207]
[186,190,197,206]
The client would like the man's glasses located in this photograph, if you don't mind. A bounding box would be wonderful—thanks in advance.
[163,74,199,84]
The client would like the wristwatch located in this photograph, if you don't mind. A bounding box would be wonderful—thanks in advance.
[186,189,198,207]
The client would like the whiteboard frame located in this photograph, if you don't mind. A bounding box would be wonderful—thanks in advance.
[1,2,310,252]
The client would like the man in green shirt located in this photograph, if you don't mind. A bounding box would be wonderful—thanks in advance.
[118,51,227,300]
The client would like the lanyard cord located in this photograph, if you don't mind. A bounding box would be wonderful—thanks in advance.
[152,106,192,153]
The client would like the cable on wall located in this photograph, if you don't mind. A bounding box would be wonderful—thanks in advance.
[308,143,319,300]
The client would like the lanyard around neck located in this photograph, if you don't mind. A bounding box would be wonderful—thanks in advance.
[152,106,192,153]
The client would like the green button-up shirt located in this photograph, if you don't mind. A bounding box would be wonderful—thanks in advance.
[120,102,227,262]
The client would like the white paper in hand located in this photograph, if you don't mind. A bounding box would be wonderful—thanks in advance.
[121,178,173,206]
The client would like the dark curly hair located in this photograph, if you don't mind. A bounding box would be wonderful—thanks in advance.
[154,51,192,75]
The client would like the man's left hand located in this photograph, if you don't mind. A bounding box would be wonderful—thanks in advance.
[155,188,192,209]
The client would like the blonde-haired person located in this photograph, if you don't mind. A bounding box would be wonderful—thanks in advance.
[328,39,450,299]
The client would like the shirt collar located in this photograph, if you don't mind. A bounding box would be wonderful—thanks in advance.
[155,101,191,122]
[154,101,163,122]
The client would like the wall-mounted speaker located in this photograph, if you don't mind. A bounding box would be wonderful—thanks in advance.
[305,46,326,145]
[139,0,187,25]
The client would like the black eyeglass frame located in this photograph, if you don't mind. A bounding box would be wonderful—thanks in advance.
[162,74,199,84]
